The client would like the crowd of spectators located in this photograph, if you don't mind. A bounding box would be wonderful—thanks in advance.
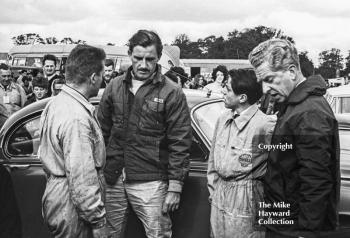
[0,55,66,127]
[165,65,229,94]
[0,56,231,129]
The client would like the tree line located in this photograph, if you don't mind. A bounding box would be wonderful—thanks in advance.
[171,26,350,79]
[11,27,350,79]
[12,33,87,45]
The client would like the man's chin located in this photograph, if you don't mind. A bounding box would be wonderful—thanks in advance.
[224,102,234,109]
[135,73,150,80]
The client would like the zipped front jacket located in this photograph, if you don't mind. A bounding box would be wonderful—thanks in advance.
[264,75,340,236]
[97,65,191,192]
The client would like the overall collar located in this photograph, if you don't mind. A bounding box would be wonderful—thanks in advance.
[225,104,259,131]
[61,85,95,116]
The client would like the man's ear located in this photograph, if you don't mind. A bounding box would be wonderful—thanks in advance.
[239,94,248,104]
[288,65,298,81]
[90,73,96,85]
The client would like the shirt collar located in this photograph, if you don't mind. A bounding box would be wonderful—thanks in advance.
[0,82,17,90]
[226,104,259,131]
[61,85,95,116]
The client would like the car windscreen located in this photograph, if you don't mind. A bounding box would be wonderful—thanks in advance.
[192,100,228,143]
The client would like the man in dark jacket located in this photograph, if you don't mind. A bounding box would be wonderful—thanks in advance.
[249,39,340,238]
[97,30,192,238]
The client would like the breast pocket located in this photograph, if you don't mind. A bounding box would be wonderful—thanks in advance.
[145,99,165,113]
[139,99,165,132]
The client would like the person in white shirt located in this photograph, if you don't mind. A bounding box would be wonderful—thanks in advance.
[203,65,229,94]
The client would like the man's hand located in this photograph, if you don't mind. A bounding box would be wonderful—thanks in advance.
[162,191,180,214]
[92,225,110,238]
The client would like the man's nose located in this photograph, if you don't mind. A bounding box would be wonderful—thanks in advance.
[222,88,227,95]
[262,83,270,94]
[140,58,147,68]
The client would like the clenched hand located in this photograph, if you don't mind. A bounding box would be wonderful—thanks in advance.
[162,191,180,213]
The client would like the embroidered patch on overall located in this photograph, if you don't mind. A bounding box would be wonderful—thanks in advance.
[238,153,252,167]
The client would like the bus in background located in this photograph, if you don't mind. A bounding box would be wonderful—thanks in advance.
[8,44,180,74]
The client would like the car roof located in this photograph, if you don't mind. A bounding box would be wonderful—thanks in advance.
[326,85,350,97]
[1,88,223,133]
[335,113,350,129]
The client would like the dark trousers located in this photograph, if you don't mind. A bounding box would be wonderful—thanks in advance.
[0,165,22,238]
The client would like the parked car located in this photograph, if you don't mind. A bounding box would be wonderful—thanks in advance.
[1,89,350,237]
[325,84,350,114]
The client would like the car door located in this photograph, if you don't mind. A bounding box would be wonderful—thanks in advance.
[171,100,226,238]
[339,121,350,231]
[0,113,50,238]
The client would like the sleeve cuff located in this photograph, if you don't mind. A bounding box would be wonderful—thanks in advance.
[168,180,183,193]
[91,217,106,229]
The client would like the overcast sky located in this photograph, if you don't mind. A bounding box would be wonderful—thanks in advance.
[1,0,350,65]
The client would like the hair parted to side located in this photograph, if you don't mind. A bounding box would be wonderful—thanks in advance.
[65,45,106,85]
[43,54,57,66]
[248,39,300,72]
[229,69,263,105]
[128,30,163,58]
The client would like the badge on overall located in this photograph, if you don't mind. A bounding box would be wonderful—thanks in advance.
[238,153,252,167]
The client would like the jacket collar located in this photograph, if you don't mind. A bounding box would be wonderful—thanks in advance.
[61,85,95,116]
[46,73,58,81]
[286,75,327,105]
[123,64,164,85]
[225,104,259,131]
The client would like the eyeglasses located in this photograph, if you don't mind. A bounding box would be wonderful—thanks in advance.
[1,75,11,78]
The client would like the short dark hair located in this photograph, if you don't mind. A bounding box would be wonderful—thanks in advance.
[32,76,49,89]
[164,70,178,84]
[212,65,228,85]
[0,63,10,70]
[229,69,263,105]
[170,66,188,86]
[128,30,163,58]
[22,76,31,83]
[31,68,44,77]
[105,59,114,68]
[65,45,106,85]
[43,54,57,66]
